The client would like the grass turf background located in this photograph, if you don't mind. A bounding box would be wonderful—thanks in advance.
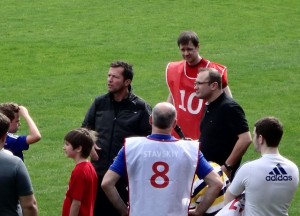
[1,0,299,215]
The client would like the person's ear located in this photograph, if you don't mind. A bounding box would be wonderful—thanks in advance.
[149,115,153,125]
[258,135,264,145]
[124,79,131,87]
[76,146,82,153]
[209,82,217,90]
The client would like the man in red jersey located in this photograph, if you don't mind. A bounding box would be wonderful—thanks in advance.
[166,31,232,140]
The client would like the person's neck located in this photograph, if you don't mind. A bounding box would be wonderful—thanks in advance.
[113,89,129,102]
[152,128,172,135]
[74,157,88,165]
[186,55,201,66]
[261,146,279,155]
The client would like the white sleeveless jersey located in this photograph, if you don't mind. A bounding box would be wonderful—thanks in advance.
[125,137,199,216]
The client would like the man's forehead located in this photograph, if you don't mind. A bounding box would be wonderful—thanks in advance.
[179,41,196,48]
[108,67,124,75]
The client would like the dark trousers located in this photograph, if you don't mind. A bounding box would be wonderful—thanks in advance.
[94,176,128,216]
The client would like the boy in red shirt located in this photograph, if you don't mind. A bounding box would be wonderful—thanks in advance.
[62,128,98,216]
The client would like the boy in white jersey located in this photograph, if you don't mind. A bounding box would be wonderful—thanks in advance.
[224,117,299,216]
[102,102,223,216]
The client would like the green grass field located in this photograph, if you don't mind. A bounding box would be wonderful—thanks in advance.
[1,0,299,215]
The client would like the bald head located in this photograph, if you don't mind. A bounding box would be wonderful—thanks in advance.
[152,102,177,130]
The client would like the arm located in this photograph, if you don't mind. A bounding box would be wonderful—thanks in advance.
[189,170,223,216]
[138,102,152,136]
[224,164,247,206]
[101,170,128,216]
[222,131,252,177]
[69,199,81,216]
[224,190,238,205]
[223,86,232,98]
[82,101,99,160]
[224,165,246,205]
[19,194,38,216]
[90,144,100,161]
[81,101,96,129]
[166,93,174,104]
[19,106,41,145]
[17,157,38,216]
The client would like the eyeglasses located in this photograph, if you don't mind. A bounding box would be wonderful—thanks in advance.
[194,81,211,86]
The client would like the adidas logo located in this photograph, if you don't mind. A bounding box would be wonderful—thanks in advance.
[266,163,292,181]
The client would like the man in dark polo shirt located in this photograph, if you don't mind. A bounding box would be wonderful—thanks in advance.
[194,68,252,179]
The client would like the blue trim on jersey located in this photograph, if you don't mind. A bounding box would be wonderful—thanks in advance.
[109,147,126,177]
[147,134,178,141]
[197,153,213,179]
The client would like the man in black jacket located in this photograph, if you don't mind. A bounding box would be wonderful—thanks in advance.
[82,61,152,216]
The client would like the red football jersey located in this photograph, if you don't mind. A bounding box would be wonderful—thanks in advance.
[166,58,228,140]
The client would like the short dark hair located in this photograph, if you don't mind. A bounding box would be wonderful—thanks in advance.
[199,68,222,89]
[0,113,10,138]
[0,102,20,121]
[152,103,176,129]
[64,128,98,158]
[110,61,134,81]
[254,117,283,147]
[177,31,199,47]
